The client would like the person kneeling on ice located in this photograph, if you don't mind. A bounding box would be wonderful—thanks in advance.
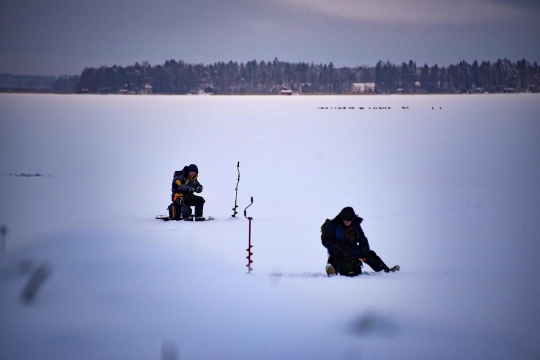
[321,207,399,276]
[171,164,206,221]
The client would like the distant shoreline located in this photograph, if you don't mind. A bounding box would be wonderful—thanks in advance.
[2,58,539,95]
[0,90,536,96]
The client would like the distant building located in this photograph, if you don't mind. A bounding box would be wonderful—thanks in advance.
[280,86,292,95]
[144,84,152,93]
[143,84,152,94]
[351,83,375,93]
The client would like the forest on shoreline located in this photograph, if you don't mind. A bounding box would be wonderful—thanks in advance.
[1,58,539,95]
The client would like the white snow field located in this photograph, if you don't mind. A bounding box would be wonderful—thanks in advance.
[1,93,539,359]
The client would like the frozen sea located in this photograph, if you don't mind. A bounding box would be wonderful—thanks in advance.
[1,93,539,359]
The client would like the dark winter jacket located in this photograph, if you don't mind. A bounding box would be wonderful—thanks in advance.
[171,169,203,201]
[322,216,371,258]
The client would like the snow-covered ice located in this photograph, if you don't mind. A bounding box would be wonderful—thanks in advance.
[1,93,539,359]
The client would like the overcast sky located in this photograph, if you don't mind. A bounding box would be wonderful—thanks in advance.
[1,0,539,75]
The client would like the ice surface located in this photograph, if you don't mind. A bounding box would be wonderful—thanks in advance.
[1,93,539,359]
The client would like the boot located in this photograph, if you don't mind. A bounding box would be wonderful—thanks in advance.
[325,264,336,277]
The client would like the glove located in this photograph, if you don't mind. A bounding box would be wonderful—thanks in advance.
[195,185,203,193]
[186,187,195,193]
[385,265,400,273]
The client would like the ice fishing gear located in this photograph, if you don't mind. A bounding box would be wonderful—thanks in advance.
[167,203,181,220]
[244,196,254,274]
[155,214,215,221]
[232,162,240,217]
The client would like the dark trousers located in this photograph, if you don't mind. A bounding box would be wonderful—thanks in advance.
[328,250,387,273]
[328,252,362,276]
[180,195,205,218]
[362,250,387,272]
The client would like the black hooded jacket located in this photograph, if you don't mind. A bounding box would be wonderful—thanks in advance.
[171,167,203,201]
[321,215,371,258]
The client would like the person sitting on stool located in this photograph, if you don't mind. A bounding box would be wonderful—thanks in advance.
[171,164,206,221]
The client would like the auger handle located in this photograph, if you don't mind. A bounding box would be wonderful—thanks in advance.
[244,197,253,219]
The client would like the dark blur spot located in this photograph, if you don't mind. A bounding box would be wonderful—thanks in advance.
[20,262,53,304]
[349,311,398,337]
[162,340,179,360]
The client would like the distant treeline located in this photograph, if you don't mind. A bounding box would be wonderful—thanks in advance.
[374,59,539,94]
[0,73,78,93]
[75,58,539,95]
[2,59,539,95]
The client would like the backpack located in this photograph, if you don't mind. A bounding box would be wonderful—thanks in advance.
[320,218,331,240]
[168,202,181,220]
[173,166,189,178]
[168,166,189,220]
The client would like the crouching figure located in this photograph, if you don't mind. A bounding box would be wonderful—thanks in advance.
[321,207,399,276]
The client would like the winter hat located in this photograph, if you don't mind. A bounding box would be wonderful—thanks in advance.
[188,164,198,173]
[338,207,357,221]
